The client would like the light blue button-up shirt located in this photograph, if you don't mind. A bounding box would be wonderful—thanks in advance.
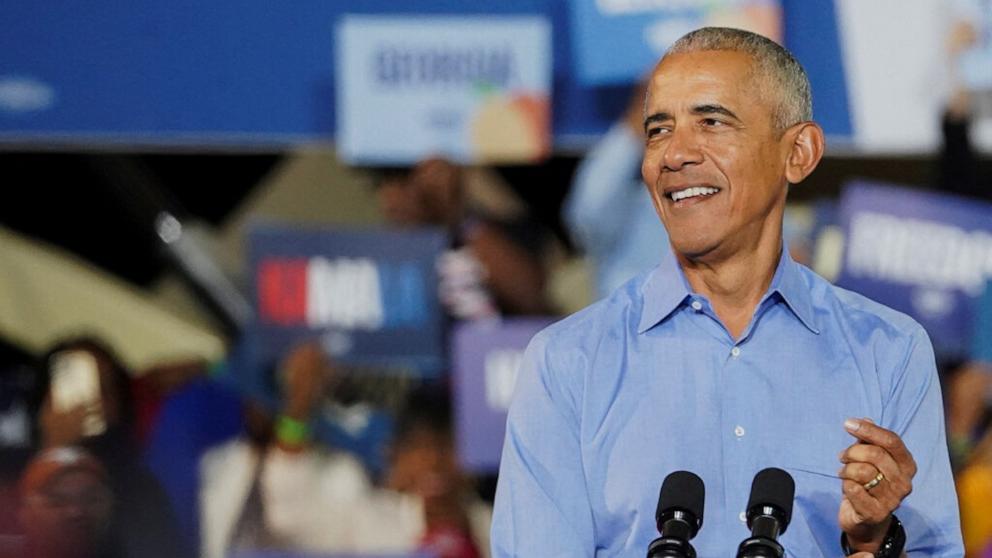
[492,247,963,557]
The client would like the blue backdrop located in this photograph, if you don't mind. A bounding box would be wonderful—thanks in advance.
[0,0,850,148]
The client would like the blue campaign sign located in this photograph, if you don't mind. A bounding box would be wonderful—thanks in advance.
[568,0,782,86]
[452,317,555,472]
[336,16,552,165]
[247,224,448,375]
[836,181,992,359]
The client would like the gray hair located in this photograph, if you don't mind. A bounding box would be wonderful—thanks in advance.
[663,27,812,130]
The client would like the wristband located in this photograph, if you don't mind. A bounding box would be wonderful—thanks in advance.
[841,514,906,557]
[275,415,311,447]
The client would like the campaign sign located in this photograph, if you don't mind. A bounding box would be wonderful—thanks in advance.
[336,16,551,165]
[452,317,555,472]
[248,224,447,375]
[836,181,992,359]
[569,0,782,85]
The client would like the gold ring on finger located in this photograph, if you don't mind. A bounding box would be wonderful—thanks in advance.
[863,472,884,491]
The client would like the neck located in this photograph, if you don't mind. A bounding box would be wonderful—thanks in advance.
[678,235,783,340]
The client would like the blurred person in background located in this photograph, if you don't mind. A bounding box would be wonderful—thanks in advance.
[14,446,119,558]
[375,157,548,319]
[200,341,488,558]
[563,81,670,300]
[928,10,992,555]
[29,337,189,558]
[386,387,491,558]
[953,279,992,557]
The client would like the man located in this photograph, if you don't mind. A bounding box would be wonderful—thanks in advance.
[492,27,962,556]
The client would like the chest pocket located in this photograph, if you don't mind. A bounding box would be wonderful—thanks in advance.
[779,454,847,557]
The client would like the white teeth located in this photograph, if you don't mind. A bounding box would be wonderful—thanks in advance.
[670,186,719,202]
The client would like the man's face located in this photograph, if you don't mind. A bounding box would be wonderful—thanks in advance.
[641,50,793,261]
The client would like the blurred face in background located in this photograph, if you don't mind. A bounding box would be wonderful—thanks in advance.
[407,158,463,226]
[377,174,428,227]
[376,158,464,228]
[20,468,113,558]
[387,424,461,498]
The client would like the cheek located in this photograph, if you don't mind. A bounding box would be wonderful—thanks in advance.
[640,148,658,185]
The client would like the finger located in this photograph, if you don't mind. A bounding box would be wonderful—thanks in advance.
[840,443,903,483]
[844,418,916,471]
[841,480,890,524]
[838,462,880,485]
[840,444,913,502]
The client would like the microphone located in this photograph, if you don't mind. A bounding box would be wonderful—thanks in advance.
[736,467,795,558]
[646,471,705,558]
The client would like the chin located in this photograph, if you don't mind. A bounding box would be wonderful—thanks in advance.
[668,235,719,260]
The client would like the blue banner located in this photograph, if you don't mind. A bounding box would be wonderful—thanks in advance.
[836,181,992,359]
[247,224,448,375]
[0,0,856,148]
[569,0,782,85]
[451,318,554,471]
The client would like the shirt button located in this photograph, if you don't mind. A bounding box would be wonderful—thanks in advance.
[731,346,741,358]
[734,425,745,438]
[690,300,703,311]
[739,511,747,523]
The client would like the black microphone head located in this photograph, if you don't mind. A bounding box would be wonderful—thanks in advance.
[746,467,795,534]
[656,470,705,537]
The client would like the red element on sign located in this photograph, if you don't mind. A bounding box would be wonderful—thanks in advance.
[258,258,308,325]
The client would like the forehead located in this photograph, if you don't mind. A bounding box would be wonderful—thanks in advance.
[646,50,762,112]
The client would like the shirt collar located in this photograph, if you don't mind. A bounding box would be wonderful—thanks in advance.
[637,244,820,335]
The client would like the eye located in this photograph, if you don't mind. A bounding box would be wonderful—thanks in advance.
[701,118,724,127]
[646,126,670,139]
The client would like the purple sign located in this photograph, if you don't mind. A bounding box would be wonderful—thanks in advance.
[836,181,992,358]
[452,318,554,472]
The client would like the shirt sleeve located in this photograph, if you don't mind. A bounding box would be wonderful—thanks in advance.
[562,123,644,259]
[880,326,964,556]
[491,330,596,558]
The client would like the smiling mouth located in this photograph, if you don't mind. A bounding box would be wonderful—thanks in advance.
[667,186,721,202]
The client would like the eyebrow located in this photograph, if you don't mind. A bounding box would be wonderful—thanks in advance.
[643,104,742,131]
[691,103,740,121]
[643,112,672,131]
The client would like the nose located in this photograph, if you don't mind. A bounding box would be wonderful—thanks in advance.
[662,124,703,171]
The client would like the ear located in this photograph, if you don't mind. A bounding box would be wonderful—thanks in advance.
[784,122,825,185]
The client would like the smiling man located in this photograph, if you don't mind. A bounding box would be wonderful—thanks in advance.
[491,28,963,557]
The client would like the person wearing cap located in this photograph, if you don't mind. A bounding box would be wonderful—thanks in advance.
[17,447,119,558]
